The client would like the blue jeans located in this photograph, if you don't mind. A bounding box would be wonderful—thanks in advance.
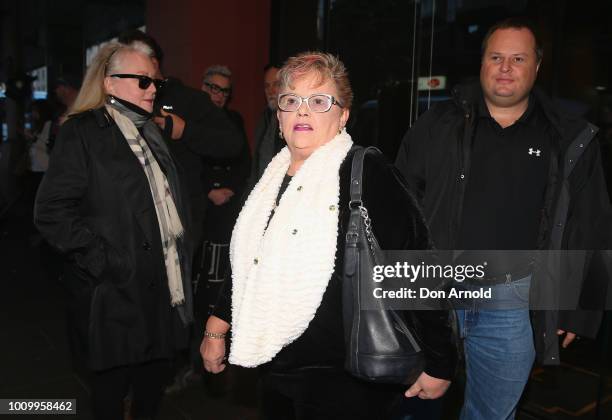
[456,276,535,420]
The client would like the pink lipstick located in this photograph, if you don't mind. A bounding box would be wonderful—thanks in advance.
[293,124,313,131]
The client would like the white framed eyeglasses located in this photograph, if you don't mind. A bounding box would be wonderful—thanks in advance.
[278,93,344,113]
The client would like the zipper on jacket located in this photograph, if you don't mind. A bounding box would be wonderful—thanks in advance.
[450,105,474,247]
[544,123,598,249]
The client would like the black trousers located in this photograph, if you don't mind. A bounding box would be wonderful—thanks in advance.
[259,367,404,420]
[91,359,171,420]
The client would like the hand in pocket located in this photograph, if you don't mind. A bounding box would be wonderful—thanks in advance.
[102,242,133,285]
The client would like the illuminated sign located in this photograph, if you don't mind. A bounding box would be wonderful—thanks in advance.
[417,76,447,91]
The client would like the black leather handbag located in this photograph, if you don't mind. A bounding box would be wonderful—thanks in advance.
[342,146,425,385]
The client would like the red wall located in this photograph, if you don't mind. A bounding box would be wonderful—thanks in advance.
[146,0,271,148]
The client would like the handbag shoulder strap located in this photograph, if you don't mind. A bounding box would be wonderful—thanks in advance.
[347,146,383,248]
[349,146,383,207]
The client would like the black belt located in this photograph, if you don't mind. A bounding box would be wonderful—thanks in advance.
[471,264,534,286]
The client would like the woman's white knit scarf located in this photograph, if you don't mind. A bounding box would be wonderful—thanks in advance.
[106,105,185,306]
[229,129,353,367]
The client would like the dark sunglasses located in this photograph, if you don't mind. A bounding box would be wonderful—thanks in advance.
[203,81,231,97]
[110,74,166,90]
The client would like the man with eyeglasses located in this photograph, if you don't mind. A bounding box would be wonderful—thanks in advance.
[200,65,250,210]
[201,66,233,109]
[198,65,250,299]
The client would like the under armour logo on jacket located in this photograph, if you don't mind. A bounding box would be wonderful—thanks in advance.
[528,148,541,157]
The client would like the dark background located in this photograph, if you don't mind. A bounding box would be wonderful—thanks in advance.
[1,1,611,419]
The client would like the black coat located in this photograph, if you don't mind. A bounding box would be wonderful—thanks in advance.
[251,108,285,186]
[201,109,251,242]
[214,148,457,380]
[35,108,194,371]
[395,82,612,364]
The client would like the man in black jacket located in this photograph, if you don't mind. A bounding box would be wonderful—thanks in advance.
[200,64,251,216]
[396,18,611,419]
[199,65,251,303]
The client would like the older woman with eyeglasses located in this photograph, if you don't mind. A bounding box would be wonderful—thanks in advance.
[34,43,193,420]
[201,51,456,419]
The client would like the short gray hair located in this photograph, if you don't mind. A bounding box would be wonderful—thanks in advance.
[203,65,232,85]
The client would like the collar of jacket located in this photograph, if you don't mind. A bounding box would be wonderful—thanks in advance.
[450,80,595,153]
[449,80,600,251]
[107,96,152,127]
[91,108,112,128]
